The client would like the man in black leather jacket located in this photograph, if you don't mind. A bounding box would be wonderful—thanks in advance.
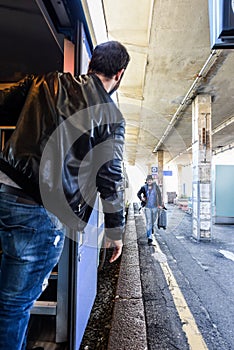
[0,41,130,350]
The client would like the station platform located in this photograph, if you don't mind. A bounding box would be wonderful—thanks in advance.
[108,204,148,350]
[108,203,234,350]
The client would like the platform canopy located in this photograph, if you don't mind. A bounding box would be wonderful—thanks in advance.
[1,0,234,170]
[83,0,234,168]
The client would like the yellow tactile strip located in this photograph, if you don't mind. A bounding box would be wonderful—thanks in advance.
[152,237,208,350]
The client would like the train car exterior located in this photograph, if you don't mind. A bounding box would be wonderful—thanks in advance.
[0,1,106,348]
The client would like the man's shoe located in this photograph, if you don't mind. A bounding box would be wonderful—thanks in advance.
[148,238,153,245]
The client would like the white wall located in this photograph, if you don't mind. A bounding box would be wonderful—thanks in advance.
[125,163,147,204]
[162,165,178,203]
[213,148,234,166]
[180,165,193,198]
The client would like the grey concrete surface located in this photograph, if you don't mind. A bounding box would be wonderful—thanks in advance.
[109,203,234,350]
[108,207,148,350]
[154,205,234,350]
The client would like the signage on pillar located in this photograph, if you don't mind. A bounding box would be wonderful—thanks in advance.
[151,166,158,174]
[151,166,158,180]
[163,170,173,176]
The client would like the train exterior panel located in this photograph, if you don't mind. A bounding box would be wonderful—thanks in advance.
[0,1,105,348]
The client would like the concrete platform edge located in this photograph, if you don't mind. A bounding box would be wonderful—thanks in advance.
[108,206,148,350]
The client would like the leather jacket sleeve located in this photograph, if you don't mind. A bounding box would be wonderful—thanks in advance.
[155,184,162,206]
[0,76,33,126]
[137,186,146,201]
[96,122,125,240]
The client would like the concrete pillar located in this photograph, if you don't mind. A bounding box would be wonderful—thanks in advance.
[157,150,164,198]
[192,95,212,241]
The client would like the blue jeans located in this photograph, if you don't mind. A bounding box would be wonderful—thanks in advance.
[0,192,65,350]
[144,207,158,240]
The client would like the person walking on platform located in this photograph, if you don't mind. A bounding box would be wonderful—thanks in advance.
[137,175,162,245]
[0,41,130,350]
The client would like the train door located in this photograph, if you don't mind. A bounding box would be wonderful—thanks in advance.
[0,1,105,349]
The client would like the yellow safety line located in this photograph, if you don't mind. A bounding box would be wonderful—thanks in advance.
[152,238,208,350]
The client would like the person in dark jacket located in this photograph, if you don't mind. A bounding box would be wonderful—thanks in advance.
[137,175,162,244]
[0,41,130,350]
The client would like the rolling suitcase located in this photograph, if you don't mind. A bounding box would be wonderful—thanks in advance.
[157,208,167,230]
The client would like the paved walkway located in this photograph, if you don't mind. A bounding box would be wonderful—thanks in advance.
[108,205,147,350]
[108,203,234,350]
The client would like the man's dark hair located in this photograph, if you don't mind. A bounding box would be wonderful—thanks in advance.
[88,41,130,79]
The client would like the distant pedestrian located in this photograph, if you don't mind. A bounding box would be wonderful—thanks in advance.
[137,175,162,244]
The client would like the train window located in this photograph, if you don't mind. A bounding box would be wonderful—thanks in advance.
[76,21,92,75]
